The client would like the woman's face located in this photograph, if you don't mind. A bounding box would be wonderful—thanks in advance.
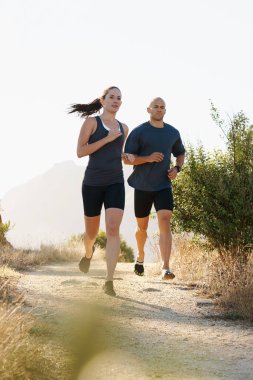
[101,88,122,113]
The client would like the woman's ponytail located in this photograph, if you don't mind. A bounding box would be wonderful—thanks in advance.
[68,86,120,118]
[68,98,102,118]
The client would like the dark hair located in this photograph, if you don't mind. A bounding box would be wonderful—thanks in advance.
[68,86,120,118]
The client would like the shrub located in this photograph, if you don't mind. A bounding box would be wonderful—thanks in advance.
[173,106,253,262]
[69,231,134,263]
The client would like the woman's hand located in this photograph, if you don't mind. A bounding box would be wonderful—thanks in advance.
[106,127,122,142]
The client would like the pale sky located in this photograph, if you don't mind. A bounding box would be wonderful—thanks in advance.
[1,0,253,199]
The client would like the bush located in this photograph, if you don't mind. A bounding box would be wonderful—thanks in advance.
[0,213,11,247]
[173,106,253,262]
[69,231,134,263]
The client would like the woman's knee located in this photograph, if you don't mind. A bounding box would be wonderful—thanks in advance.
[106,221,120,237]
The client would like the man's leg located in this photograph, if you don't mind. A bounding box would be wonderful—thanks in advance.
[135,216,149,262]
[134,189,153,275]
[157,210,175,279]
[134,216,149,275]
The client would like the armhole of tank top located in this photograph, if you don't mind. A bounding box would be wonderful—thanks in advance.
[91,116,99,135]
[117,120,123,134]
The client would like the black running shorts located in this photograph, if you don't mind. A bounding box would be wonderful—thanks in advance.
[82,182,125,217]
[134,187,174,218]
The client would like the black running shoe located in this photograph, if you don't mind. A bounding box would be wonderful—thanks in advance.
[103,281,116,297]
[134,262,144,276]
[79,246,95,273]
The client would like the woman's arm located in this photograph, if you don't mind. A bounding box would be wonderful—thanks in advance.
[77,117,122,158]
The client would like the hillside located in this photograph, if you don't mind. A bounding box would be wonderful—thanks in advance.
[1,161,158,261]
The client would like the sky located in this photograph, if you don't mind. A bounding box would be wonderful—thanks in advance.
[1,0,253,199]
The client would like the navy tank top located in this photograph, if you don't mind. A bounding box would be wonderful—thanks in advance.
[83,116,124,186]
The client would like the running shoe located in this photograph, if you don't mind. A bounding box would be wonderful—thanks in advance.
[103,281,116,297]
[161,269,175,280]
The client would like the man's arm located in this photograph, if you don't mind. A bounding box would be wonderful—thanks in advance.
[168,154,185,180]
[122,152,164,165]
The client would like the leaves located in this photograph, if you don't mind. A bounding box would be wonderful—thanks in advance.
[173,108,253,261]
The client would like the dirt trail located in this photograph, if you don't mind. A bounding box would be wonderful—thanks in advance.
[18,257,253,380]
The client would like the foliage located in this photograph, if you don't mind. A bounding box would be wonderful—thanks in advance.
[0,214,11,246]
[94,230,107,250]
[69,231,134,263]
[95,230,134,262]
[172,106,253,261]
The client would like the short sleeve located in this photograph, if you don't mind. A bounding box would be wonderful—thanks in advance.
[124,129,140,154]
[172,135,185,157]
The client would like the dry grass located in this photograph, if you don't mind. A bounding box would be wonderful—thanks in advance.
[0,243,82,378]
[207,255,253,321]
[171,234,211,285]
[150,233,253,321]
[0,243,81,271]
[0,271,71,380]
[170,234,253,321]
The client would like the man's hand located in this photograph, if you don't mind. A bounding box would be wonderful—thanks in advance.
[148,152,164,162]
[122,153,135,163]
[168,167,178,180]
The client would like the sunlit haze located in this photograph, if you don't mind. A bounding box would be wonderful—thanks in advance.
[1,0,253,198]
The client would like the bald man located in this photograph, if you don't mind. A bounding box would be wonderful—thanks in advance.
[123,97,185,280]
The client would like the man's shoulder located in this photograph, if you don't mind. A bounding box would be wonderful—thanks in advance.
[164,122,180,135]
[130,121,149,134]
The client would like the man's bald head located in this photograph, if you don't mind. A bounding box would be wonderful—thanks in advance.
[148,97,166,108]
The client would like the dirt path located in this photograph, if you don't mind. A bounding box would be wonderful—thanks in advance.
[18,257,253,380]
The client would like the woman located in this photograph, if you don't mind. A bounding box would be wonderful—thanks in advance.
[69,86,129,296]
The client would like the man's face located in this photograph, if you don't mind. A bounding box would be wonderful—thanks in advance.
[147,98,166,121]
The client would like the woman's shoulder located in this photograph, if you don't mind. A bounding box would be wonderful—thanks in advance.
[82,116,98,127]
[121,122,128,130]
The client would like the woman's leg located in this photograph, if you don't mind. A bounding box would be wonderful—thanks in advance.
[81,183,104,261]
[104,208,124,281]
[83,215,100,258]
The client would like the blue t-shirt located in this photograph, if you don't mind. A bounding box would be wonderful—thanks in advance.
[124,121,185,191]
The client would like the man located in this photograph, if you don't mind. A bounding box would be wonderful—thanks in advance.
[123,97,185,279]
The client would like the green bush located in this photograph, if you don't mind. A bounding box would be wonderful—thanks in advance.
[173,106,253,262]
[69,231,134,263]
[0,213,11,247]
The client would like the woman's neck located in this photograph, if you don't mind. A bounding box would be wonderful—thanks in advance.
[100,110,116,123]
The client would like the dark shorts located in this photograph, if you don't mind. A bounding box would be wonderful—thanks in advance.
[82,182,125,217]
[134,188,174,218]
